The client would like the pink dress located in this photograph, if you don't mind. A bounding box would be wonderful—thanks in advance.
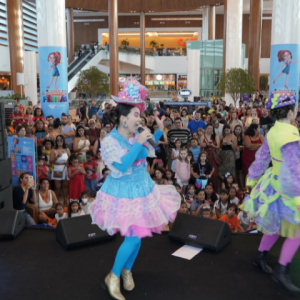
[175,160,190,186]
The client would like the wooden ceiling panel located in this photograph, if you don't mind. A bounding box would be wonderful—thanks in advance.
[66,0,224,13]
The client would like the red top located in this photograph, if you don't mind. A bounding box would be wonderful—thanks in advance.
[32,116,45,123]
[242,135,262,175]
[220,214,239,231]
[84,161,98,180]
[37,166,48,184]
[9,112,28,127]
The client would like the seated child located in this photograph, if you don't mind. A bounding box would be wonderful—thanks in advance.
[55,202,68,224]
[229,187,239,205]
[220,203,244,232]
[214,189,230,219]
[190,189,209,217]
[79,189,95,215]
[238,210,255,231]
[178,200,189,214]
[184,184,197,210]
[205,182,219,208]
[202,206,212,219]
[68,199,85,218]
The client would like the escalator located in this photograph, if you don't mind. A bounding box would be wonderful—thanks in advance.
[68,50,94,81]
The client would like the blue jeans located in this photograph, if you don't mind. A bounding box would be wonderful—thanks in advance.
[21,210,36,226]
[84,179,98,196]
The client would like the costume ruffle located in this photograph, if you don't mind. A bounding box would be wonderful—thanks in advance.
[91,184,180,238]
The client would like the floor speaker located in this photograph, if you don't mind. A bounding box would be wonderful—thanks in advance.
[0,159,12,190]
[0,186,13,210]
[169,213,232,252]
[56,215,116,249]
[0,210,25,239]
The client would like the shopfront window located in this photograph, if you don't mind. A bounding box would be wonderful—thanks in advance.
[178,75,187,90]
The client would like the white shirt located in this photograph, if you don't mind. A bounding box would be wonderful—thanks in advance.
[214,123,224,137]
[230,197,239,205]
[238,211,254,225]
[71,210,85,218]
[213,200,227,216]
[55,212,68,222]
[81,201,93,215]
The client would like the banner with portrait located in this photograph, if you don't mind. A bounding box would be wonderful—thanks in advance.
[38,46,69,119]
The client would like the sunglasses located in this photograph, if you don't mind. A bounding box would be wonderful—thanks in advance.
[57,139,63,142]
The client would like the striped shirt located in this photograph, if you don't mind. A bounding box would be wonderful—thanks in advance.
[167,128,191,153]
[189,146,201,161]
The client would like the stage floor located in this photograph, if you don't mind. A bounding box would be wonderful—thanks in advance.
[0,228,300,300]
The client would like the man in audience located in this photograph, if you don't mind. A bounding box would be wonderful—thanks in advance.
[253,102,262,118]
[104,123,112,133]
[88,101,98,119]
[212,120,224,137]
[187,111,206,133]
[46,115,54,125]
[86,118,100,146]
[102,103,111,125]
[67,115,76,129]
[146,97,154,115]
[167,117,191,168]
[260,108,273,126]
[146,114,155,133]
[216,113,227,125]
[96,168,110,191]
[61,113,75,150]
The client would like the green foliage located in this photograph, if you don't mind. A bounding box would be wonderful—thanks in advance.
[76,66,110,100]
[217,68,255,107]
[160,44,164,47]
[0,93,27,100]
[259,75,268,90]
[149,40,159,50]
[74,44,80,52]
[121,39,130,46]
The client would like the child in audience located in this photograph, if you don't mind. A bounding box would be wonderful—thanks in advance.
[175,148,191,193]
[68,199,85,218]
[174,183,182,194]
[220,203,244,232]
[43,139,54,175]
[32,107,45,124]
[79,189,95,215]
[197,128,205,145]
[165,170,177,185]
[171,138,182,172]
[189,138,201,162]
[205,182,219,208]
[55,202,67,224]
[232,181,242,201]
[202,206,212,219]
[150,158,166,176]
[37,156,48,185]
[84,150,98,196]
[192,151,214,189]
[191,189,208,217]
[68,154,86,201]
[153,167,168,185]
[221,172,234,190]
[96,149,105,181]
[184,184,197,209]
[187,150,195,166]
[214,189,230,219]
[238,210,254,231]
[179,200,189,214]
[229,187,239,205]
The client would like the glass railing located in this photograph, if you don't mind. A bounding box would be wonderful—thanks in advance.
[117,45,187,56]
[146,90,177,99]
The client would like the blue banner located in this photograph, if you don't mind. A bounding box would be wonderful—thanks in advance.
[269,44,300,106]
[8,137,36,186]
[39,46,68,119]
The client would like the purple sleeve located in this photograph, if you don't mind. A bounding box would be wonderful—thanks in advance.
[280,142,300,198]
[248,137,271,180]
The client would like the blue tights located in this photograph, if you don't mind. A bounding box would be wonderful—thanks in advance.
[112,236,141,277]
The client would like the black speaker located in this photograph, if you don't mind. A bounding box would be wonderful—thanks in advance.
[0,210,25,239]
[194,96,200,102]
[56,215,115,249]
[0,186,13,210]
[0,159,12,190]
[169,213,232,252]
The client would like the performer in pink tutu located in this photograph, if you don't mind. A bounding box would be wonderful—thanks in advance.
[91,79,180,300]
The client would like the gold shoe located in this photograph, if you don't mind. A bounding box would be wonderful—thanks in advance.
[122,268,135,291]
[103,271,126,300]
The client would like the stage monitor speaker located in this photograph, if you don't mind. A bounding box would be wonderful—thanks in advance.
[169,213,232,252]
[56,215,116,250]
[0,186,13,210]
[0,159,12,190]
[0,210,25,239]
[194,96,200,102]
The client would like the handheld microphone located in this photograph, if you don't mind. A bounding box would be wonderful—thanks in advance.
[137,126,157,148]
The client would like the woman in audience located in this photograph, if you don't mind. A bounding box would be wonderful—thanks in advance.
[153,121,168,167]
[219,104,228,118]
[200,123,220,189]
[153,167,168,185]
[218,124,237,181]
[73,125,90,162]
[50,135,71,205]
[49,118,63,143]
[242,123,264,176]
[238,107,247,121]
[242,108,251,129]
[93,128,107,155]
[244,108,258,130]
[37,178,59,225]
[234,125,245,189]
[228,112,243,132]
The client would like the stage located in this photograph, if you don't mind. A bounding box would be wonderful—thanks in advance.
[0,228,299,300]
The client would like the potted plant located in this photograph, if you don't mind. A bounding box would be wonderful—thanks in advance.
[149,40,159,51]
[121,39,129,50]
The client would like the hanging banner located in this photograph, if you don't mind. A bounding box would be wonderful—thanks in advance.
[39,46,68,119]
[269,44,300,107]
[8,137,36,186]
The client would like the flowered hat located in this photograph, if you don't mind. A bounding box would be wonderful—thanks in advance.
[111,77,148,112]
[266,92,296,110]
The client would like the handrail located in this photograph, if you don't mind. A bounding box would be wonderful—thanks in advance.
[68,50,93,76]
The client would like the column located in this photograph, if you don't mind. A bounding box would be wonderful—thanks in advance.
[66,8,75,62]
[223,0,243,104]
[7,0,24,95]
[208,6,216,40]
[24,52,37,105]
[187,42,200,101]
[109,0,119,97]
[140,12,145,85]
[202,7,209,41]
[36,0,68,118]
[248,0,262,89]
[269,0,300,105]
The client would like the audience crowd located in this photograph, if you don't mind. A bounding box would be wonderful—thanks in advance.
[11,92,292,232]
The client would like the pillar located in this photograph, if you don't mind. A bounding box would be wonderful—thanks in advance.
[223,0,243,104]
[269,0,300,105]
[36,0,68,118]
[187,43,200,101]
[7,0,24,95]
[202,7,209,41]
[208,6,216,40]
[109,0,119,97]
[24,52,37,105]
[140,12,145,85]
[66,8,75,62]
[248,0,262,89]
